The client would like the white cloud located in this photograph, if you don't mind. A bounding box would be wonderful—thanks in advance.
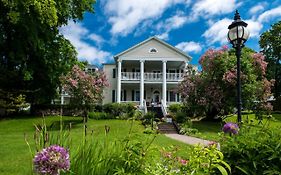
[192,0,239,17]
[203,18,232,45]
[176,41,202,53]
[258,6,281,22]
[155,11,191,40]
[88,33,105,46]
[249,4,265,15]
[245,20,263,38]
[156,32,169,40]
[60,21,112,64]
[203,17,264,45]
[104,0,189,36]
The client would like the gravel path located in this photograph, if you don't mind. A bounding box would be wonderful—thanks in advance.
[165,134,213,146]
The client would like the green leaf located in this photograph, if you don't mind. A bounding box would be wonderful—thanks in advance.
[214,164,228,175]
[236,166,249,175]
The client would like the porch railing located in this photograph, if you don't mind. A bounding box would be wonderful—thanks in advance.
[121,72,183,81]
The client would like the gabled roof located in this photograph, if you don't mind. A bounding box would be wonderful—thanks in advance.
[114,36,192,61]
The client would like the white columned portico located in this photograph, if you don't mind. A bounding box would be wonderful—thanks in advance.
[117,59,122,103]
[162,60,167,107]
[140,60,145,108]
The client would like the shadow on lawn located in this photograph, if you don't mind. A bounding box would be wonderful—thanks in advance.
[47,119,84,131]
[192,121,223,133]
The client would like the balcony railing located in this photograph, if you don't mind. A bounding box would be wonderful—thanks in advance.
[121,72,183,81]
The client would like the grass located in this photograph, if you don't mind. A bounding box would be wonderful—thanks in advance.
[188,113,281,141]
[0,116,191,175]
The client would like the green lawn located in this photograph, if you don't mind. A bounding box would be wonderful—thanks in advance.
[0,116,191,175]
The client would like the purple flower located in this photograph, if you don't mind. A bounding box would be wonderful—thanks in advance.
[222,122,239,135]
[33,145,70,175]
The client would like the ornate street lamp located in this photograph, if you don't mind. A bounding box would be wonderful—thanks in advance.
[227,10,250,123]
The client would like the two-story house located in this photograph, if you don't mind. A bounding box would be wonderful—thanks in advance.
[103,36,191,112]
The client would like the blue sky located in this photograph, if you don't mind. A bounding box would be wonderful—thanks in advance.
[60,0,281,66]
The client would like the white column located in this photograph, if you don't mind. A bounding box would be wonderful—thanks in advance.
[184,61,189,74]
[140,60,145,108]
[61,91,64,105]
[117,59,122,103]
[162,60,167,107]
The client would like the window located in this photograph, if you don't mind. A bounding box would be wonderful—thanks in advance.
[113,68,116,78]
[149,48,157,53]
[112,90,116,102]
[169,91,176,102]
[121,90,127,101]
[135,91,140,101]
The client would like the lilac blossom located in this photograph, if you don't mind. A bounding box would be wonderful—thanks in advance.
[33,145,70,175]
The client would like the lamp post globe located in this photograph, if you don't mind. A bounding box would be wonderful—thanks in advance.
[227,10,250,123]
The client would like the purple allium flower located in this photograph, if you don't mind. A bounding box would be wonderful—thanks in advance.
[33,145,70,175]
[222,122,239,135]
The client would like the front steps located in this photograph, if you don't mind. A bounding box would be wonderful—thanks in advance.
[158,123,178,134]
[147,106,163,118]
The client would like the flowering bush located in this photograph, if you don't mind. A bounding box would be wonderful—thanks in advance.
[33,145,70,175]
[222,122,239,135]
[145,145,231,174]
[179,46,274,119]
[60,65,108,105]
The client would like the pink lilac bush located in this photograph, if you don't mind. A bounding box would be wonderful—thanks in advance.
[60,65,108,104]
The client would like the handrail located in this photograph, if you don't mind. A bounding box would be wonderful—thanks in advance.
[160,99,168,117]
[121,72,183,81]
[143,99,147,114]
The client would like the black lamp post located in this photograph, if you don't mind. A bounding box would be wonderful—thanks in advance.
[227,10,250,123]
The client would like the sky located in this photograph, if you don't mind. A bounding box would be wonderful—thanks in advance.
[60,0,281,67]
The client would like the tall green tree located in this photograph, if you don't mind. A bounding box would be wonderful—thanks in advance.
[259,21,281,97]
[0,0,96,105]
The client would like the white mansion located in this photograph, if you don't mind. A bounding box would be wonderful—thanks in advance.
[103,36,192,112]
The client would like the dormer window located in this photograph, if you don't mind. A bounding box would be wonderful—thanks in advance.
[149,48,157,53]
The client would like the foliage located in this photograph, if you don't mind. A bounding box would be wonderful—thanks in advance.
[168,104,190,123]
[260,21,281,97]
[168,103,184,114]
[0,90,29,116]
[272,96,281,111]
[88,112,114,120]
[179,121,199,135]
[71,135,153,175]
[103,103,136,118]
[0,0,96,104]
[60,65,108,106]
[221,120,281,174]
[175,111,188,123]
[142,111,156,125]
[179,46,274,119]
[145,145,231,175]
[28,116,156,175]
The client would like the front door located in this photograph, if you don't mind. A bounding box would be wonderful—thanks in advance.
[153,90,160,103]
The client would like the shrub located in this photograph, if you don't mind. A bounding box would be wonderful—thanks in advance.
[142,112,155,125]
[103,103,135,118]
[272,96,281,111]
[179,120,198,135]
[168,103,184,114]
[145,145,231,175]
[221,124,281,174]
[88,112,113,120]
[175,111,188,123]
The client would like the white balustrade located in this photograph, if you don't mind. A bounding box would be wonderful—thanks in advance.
[121,72,183,81]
